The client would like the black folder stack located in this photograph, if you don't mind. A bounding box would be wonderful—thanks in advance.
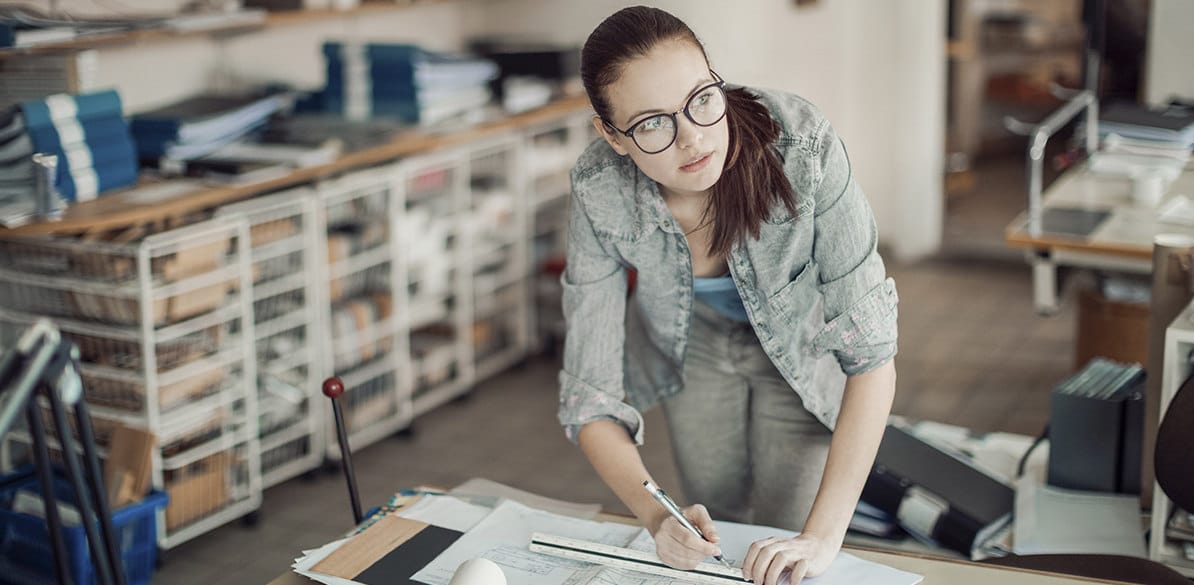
[1047,358,1145,494]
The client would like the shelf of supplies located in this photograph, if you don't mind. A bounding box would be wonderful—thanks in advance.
[412,377,469,418]
[1,94,590,239]
[473,290,520,320]
[151,264,241,300]
[337,352,400,390]
[254,307,308,340]
[7,301,237,345]
[159,345,244,387]
[332,408,411,460]
[259,419,312,453]
[154,301,241,342]
[252,234,306,264]
[327,245,392,280]
[409,301,452,330]
[161,426,251,471]
[0,1,450,59]
[254,272,308,304]
[5,430,109,459]
[472,239,516,268]
[262,346,311,376]
[473,269,524,299]
[159,493,258,550]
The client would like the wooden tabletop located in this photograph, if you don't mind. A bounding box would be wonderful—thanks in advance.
[1,94,591,238]
[1004,162,1194,260]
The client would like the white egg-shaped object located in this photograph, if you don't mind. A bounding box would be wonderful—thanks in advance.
[447,558,507,585]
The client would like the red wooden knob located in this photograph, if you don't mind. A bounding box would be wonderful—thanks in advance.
[323,377,345,399]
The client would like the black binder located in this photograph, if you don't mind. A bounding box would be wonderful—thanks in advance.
[862,423,1014,557]
[1047,359,1145,494]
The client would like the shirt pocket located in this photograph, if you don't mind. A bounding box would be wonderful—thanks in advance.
[767,260,818,322]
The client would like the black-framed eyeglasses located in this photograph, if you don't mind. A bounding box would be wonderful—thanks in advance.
[603,71,728,155]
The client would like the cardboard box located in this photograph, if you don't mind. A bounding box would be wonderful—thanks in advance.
[1075,288,1149,370]
[165,452,230,531]
[103,424,157,508]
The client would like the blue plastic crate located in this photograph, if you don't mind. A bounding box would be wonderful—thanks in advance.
[0,469,168,585]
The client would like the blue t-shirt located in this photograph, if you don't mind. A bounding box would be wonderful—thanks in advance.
[692,274,750,322]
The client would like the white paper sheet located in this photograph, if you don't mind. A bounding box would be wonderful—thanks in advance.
[416,499,920,585]
[1013,477,1147,557]
[397,494,494,532]
[626,521,923,585]
[412,500,643,585]
[292,537,359,585]
[293,495,922,585]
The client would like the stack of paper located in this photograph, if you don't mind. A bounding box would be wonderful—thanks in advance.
[130,90,291,164]
[1099,102,1194,148]
[291,492,923,585]
[0,106,35,226]
[316,42,498,126]
[18,89,138,203]
[0,51,100,112]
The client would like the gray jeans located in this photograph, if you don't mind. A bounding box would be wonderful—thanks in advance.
[662,300,833,531]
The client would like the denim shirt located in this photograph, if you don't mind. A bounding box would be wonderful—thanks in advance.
[557,86,899,445]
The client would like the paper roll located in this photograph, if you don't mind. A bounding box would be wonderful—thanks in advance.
[1142,234,1194,508]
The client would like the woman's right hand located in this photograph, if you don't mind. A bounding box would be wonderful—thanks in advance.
[650,504,724,570]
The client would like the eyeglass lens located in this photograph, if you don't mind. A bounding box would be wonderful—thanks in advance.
[632,84,727,153]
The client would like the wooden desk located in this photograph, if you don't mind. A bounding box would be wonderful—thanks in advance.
[1005,162,1194,313]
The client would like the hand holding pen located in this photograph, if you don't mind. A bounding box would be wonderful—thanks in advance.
[642,480,734,570]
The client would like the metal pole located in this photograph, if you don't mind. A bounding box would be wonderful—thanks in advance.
[46,361,117,585]
[25,400,73,585]
[74,398,127,585]
[323,377,363,524]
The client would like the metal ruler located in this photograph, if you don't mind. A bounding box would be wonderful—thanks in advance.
[528,532,750,584]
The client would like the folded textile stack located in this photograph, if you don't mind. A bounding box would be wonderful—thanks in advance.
[130,90,291,167]
[16,89,138,204]
[315,42,498,125]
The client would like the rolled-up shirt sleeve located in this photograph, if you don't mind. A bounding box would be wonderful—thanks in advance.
[557,185,644,445]
[807,120,899,376]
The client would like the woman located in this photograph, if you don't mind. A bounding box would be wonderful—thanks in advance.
[558,6,899,585]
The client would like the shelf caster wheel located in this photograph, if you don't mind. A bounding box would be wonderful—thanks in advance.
[241,510,261,527]
[322,458,342,475]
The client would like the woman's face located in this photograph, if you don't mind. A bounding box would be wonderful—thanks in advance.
[596,40,729,198]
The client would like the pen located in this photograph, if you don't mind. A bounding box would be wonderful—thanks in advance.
[642,480,733,568]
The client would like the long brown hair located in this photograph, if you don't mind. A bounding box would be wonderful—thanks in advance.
[581,6,797,258]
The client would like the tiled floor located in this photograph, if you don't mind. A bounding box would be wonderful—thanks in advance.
[153,253,1077,585]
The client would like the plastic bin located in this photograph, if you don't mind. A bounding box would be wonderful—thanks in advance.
[0,469,169,585]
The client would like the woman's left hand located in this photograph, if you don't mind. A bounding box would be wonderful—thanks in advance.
[741,533,838,584]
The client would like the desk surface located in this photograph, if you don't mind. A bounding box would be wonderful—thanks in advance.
[265,542,1127,585]
[1005,162,1194,260]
